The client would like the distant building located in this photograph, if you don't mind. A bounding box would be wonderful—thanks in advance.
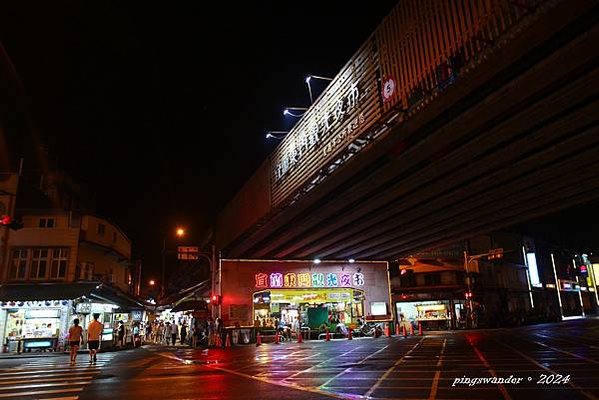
[2,210,132,292]
[392,232,598,330]
[0,168,143,353]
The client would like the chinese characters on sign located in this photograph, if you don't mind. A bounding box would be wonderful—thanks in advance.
[255,272,365,289]
[273,80,363,182]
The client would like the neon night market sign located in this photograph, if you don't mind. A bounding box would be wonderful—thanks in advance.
[255,272,365,289]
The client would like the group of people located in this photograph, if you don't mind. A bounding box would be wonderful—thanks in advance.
[67,313,103,364]
[144,319,193,346]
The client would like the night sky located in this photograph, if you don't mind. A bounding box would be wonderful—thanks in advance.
[1,1,597,285]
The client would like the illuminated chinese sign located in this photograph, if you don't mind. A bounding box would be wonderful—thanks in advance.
[270,42,381,207]
[255,272,365,289]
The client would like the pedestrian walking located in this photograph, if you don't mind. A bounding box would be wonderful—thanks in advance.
[87,313,103,363]
[132,322,140,347]
[180,321,188,345]
[170,320,178,345]
[68,318,84,365]
[117,321,125,347]
[145,322,152,344]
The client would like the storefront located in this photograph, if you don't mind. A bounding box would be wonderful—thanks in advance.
[396,300,452,330]
[0,282,145,353]
[219,260,392,337]
[1,301,69,352]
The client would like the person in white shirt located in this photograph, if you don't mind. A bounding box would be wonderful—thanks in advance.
[170,320,178,346]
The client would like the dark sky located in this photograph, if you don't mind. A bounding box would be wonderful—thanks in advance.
[0,1,399,280]
[1,1,598,287]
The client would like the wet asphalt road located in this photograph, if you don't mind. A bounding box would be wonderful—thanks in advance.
[1,319,598,399]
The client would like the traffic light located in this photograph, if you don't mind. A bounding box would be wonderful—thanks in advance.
[0,215,23,230]
[488,248,504,260]
[465,291,473,299]
[211,294,221,305]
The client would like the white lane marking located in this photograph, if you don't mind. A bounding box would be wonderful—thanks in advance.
[364,337,426,398]
[0,380,91,390]
[0,387,83,398]
[496,339,599,400]
[0,376,95,385]
[318,344,392,388]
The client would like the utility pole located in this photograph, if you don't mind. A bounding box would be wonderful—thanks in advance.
[463,247,505,328]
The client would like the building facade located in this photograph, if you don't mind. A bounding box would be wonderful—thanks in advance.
[392,232,598,330]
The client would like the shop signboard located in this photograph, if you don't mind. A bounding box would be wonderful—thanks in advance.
[76,302,92,314]
[25,309,61,319]
[131,310,143,321]
[255,272,365,289]
[270,39,381,207]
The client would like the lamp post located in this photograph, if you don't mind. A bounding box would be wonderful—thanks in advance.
[265,130,289,140]
[161,227,186,300]
[305,75,333,103]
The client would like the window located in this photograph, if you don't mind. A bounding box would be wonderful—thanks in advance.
[98,223,105,236]
[9,249,28,280]
[39,218,55,228]
[50,248,69,279]
[30,249,49,279]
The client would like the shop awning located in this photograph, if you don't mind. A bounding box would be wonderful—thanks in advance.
[0,282,99,302]
[171,300,208,313]
[0,282,145,311]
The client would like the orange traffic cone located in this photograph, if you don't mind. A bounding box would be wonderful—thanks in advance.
[402,324,407,337]
[395,322,400,336]
[297,331,303,343]
[325,328,331,342]
[274,331,280,344]
[225,333,231,347]
[256,332,262,347]
[410,324,414,336]
[348,328,353,340]
[418,322,423,336]
[385,323,391,337]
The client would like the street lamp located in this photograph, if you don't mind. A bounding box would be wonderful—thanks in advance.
[149,280,155,286]
[305,74,333,104]
[265,130,289,140]
[283,107,308,118]
[161,227,187,300]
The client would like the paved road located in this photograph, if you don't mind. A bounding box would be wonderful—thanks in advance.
[1,319,598,399]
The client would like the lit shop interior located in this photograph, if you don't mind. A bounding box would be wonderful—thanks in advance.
[253,288,365,329]
[396,301,452,330]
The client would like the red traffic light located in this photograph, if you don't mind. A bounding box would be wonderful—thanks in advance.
[0,215,11,225]
[465,291,473,299]
[211,295,221,304]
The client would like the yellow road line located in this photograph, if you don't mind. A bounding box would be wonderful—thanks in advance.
[428,338,446,400]
[364,337,426,398]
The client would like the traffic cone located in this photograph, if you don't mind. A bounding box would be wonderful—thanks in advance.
[256,332,262,347]
[418,322,423,336]
[385,323,391,337]
[402,324,407,337]
[410,324,414,336]
[348,328,353,340]
[297,331,303,343]
[274,331,280,344]
[395,322,400,336]
[225,333,231,347]
[215,334,222,347]
[325,328,331,342]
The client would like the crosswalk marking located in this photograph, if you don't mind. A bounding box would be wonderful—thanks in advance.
[0,355,114,399]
